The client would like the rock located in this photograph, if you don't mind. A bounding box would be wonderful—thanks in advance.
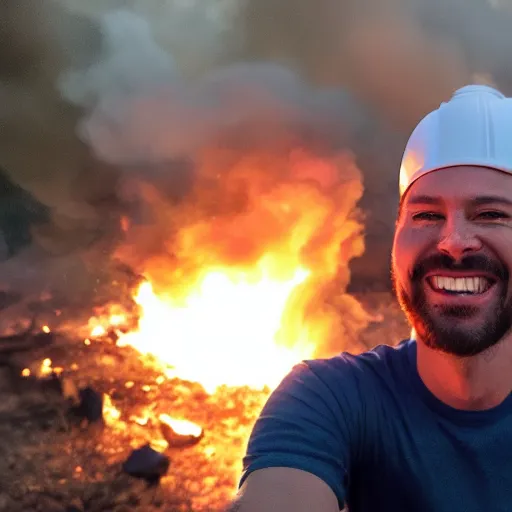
[122,444,170,483]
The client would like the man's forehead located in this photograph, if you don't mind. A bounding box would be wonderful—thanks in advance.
[403,166,512,205]
[405,193,512,207]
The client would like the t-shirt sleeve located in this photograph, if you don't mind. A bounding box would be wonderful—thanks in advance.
[239,358,361,509]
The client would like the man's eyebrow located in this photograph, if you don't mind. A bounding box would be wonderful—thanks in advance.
[470,195,512,207]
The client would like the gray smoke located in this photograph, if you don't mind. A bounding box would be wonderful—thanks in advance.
[59,10,368,167]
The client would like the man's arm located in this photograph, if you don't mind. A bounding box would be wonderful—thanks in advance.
[228,467,339,512]
[233,358,363,512]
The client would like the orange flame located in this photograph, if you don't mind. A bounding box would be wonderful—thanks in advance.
[90,150,368,394]
[117,267,315,393]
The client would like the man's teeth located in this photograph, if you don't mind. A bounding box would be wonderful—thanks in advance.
[431,276,491,294]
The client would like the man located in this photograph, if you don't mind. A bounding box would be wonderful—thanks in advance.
[229,84,512,512]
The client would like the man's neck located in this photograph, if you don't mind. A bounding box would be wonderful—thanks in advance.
[416,336,512,411]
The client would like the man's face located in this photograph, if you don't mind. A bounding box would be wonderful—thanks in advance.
[392,166,512,356]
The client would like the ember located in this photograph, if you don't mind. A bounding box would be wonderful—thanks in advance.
[159,414,204,449]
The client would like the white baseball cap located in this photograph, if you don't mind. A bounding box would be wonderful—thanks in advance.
[399,84,512,197]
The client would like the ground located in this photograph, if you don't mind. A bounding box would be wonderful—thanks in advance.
[0,291,408,512]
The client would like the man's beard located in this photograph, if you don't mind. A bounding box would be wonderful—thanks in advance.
[392,254,512,357]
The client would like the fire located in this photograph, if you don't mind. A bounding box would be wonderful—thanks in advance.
[90,325,106,338]
[85,150,368,394]
[87,304,129,339]
[103,393,122,427]
[116,267,315,393]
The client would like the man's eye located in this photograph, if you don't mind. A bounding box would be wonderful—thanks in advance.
[412,212,443,221]
[476,211,509,220]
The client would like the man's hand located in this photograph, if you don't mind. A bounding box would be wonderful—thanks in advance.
[227,467,340,512]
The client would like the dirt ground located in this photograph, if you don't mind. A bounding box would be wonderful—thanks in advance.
[0,291,409,512]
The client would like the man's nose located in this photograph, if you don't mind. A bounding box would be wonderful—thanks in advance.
[437,217,482,261]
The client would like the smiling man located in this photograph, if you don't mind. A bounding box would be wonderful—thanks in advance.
[228,84,512,512]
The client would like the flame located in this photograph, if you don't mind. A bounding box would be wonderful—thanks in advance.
[117,266,315,392]
[130,414,149,426]
[103,394,122,426]
[90,325,106,338]
[89,150,368,393]
[88,305,129,339]
[159,413,203,438]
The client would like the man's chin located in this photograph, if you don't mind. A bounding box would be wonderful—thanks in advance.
[413,313,505,357]
[427,307,489,326]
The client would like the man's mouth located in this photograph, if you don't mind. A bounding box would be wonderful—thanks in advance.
[427,275,495,295]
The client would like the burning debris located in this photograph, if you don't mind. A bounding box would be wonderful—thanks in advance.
[159,414,204,449]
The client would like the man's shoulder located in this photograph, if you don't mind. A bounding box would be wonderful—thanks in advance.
[302,338,414,387]
[269,338,415,418]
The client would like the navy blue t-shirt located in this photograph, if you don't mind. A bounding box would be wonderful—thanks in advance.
[240,340,512,511]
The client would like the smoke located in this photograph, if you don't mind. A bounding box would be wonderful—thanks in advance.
[239,0,512,127]
[56,8,369,269]
[2,0,512,306]
[59,11,368,167]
